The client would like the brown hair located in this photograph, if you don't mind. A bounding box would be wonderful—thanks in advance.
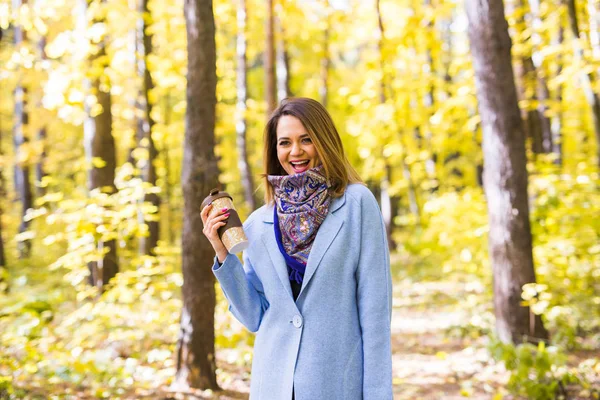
[263,97,363,204]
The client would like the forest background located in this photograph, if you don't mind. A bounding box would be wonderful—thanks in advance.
[0,0,599,398]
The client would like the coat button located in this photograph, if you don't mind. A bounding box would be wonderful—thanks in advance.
[292,315,303,328]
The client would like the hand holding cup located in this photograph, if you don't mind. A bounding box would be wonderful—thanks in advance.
[201,189,249,263]
[201,203,231,261]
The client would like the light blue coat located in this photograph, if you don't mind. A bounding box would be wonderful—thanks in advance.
[212,183,393,400]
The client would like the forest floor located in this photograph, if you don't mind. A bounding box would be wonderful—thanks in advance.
[5,254,598,400]
[184,256,599,400]
[150,258,514,400]
[388,279,508,399]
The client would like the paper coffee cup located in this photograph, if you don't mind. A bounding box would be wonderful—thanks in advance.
[202,188,249,254]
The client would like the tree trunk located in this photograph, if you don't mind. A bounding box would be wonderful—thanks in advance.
[237,0,257,211]
[174,0,219,390]
[588,0,600,62]
[523,0,554,154]
[80,0,119,289]
[566,0,600,167]
[466,0,548,344]
[163,94,176,245]
[525,0,555,154]
[403,159,420,224]
[379,163,393,248]
[136,0,160,255]
[36,36,48,197]
[440,12,454,96]
[507,0,553,155]
[376,0,393,247]
[36,126,47,197]
[125,12,135,167]
[320,2,330,107]
[0,28,6,291]
[376,0,387,105]
[422,0,438,183]
[0,211,5,292]
[375,0,405,248]
[13,0,33,259]
[265,0,277,115]
[535,73,553,153]
[276,17,292,102]
[552,25,565,165]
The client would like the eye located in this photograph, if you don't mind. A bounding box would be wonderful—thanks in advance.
[278,140,290,146]
[302,137,312,144]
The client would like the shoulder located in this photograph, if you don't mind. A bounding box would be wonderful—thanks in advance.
[242,204,270,232]
[344,183,378,207]
[342,183,382,222]
[243,204,267,229]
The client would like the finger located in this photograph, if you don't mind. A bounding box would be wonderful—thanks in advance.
[200,203,213,225]
[214,211,231,221]
[210,221,227,235]
[206,210,229,227]
[206,213,229,229]
[201,203,212,218]
[207,213,230,233]
[203,205,228,222]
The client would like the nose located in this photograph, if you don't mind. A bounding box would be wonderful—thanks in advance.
[290,141,303,156]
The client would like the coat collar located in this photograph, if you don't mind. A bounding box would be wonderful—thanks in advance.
[261,191,346,301]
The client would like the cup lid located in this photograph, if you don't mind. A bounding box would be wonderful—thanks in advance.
[201,188,233,209]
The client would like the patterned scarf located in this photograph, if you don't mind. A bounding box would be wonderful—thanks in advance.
[267,165,332,283]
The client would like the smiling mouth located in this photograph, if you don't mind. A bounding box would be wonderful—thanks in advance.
[290,160,310,172]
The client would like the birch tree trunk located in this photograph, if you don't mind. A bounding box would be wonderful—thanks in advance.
[276,17,292,102]
[36,36,48,198]
[588,0,600,64]
[136,0,160,255]
[423,0,438,182]
[466,0,549,344]
[566,0,600,167]
[528,0,563,161]
[174,0,219,390]
[13,0,33,259]
[237,0,257,211]
[552,25,565,165]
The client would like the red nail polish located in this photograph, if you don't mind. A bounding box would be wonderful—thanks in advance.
[222,207,228,212]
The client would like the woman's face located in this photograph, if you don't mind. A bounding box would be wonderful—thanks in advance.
[276,115,320,175]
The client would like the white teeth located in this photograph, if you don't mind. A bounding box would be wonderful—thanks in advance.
[291,161,309,166]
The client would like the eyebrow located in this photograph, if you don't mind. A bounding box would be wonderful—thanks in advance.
[278,134,310,141]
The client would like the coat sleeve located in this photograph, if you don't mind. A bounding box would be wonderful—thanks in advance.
[212,250,269,333]
[355,190,393,399]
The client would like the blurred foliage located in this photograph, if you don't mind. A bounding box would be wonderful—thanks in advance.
[394,160,600,397]
[0,242,253,398]
[489,340,582,400]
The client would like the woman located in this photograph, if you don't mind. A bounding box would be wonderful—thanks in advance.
[201,98,392,399]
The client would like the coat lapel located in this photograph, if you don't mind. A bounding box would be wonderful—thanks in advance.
[298,217,343,297]
[261,207,293,298]
[261,191,347,301]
